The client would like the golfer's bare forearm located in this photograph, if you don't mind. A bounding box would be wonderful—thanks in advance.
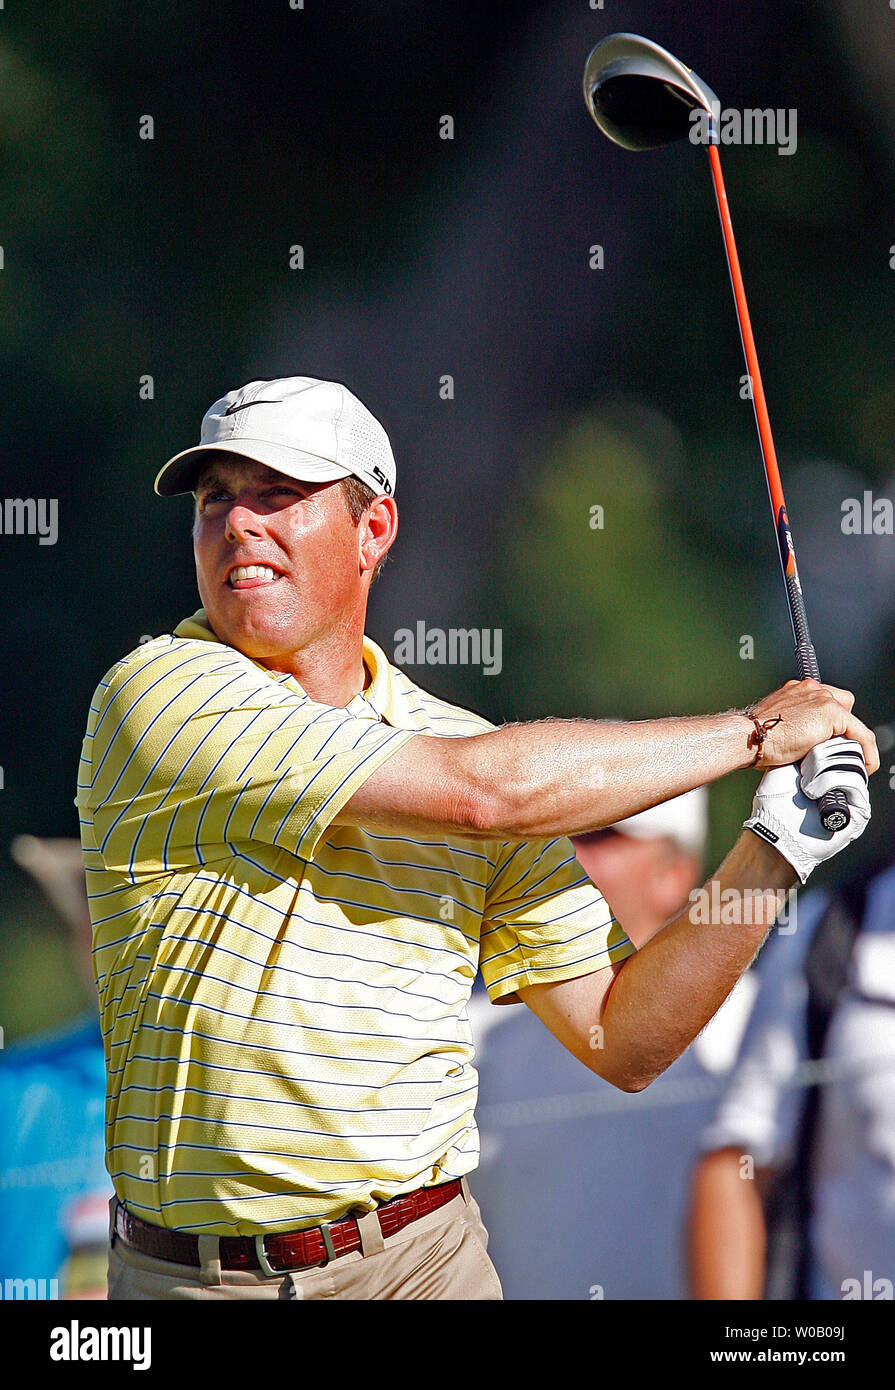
[336,680,875,840]
[339,711,756,837]
[595,832,796,1091]
[465,713,759,836]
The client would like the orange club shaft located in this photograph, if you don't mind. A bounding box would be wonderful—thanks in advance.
[707,143,798,583]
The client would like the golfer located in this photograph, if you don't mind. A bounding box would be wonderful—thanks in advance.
[76,376,875,1301]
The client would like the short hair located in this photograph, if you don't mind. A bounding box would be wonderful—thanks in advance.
[342,476,390,584]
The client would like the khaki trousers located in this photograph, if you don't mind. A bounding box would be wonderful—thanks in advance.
[107,1180,503,1301]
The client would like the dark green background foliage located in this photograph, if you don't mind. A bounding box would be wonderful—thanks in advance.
[1,0,892,1037]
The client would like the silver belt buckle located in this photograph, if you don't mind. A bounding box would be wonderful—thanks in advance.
[254,1234,280,1278]
[255,1221,337,1276]
[318,1222,337,1264]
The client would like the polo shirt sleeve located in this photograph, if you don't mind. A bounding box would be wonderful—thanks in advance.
[78,638,415,879]
[478,835,636,1004]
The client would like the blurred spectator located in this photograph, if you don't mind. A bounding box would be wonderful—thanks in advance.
[468,788,758,1299]
[0,837,109,1299]
[687,861,895,1301]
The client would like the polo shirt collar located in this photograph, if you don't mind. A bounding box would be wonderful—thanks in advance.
[172,609,411,727]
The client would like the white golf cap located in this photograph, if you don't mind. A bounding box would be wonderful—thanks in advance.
[611,786,708,858]
[154,376,397,499]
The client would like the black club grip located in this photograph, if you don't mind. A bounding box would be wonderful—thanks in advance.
[793,636,851,833]
[818,789,850,833]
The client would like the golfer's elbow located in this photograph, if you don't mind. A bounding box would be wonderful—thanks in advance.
[578,971,662,1092]
[588,1044,661,1094]
[451,777,508,837]
[603,1065,656,1095]
[450,739,525,837]
[454,728,576,838]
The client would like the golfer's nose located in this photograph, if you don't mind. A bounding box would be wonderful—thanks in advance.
[225,504,266,544]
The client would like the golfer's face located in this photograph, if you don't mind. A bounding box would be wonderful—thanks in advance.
[192,457,361,664]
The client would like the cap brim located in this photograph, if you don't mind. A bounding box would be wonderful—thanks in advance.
[154,439,353,497]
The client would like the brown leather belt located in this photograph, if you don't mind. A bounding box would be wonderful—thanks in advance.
[114,1179,463,1275]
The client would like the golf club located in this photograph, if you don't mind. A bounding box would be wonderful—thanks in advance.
[583,32,852,832]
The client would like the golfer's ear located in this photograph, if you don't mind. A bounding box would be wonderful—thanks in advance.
[360,496,398,573]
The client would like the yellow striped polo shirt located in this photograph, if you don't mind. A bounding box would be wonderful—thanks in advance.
[76,610,634,1235]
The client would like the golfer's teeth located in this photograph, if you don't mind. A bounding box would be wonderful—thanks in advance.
[230,565,277,583]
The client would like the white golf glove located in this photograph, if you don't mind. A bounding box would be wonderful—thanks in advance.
[744,736,870,883]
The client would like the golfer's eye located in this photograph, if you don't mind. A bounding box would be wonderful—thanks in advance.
[261,486,301,505]
[198,489,232,510]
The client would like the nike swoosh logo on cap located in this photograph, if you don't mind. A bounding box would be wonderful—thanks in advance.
[224,400,284,415]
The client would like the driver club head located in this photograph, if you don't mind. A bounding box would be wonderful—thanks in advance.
[583,32,720,151]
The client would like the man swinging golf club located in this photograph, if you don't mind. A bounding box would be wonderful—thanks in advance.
[76,372,874,1301]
